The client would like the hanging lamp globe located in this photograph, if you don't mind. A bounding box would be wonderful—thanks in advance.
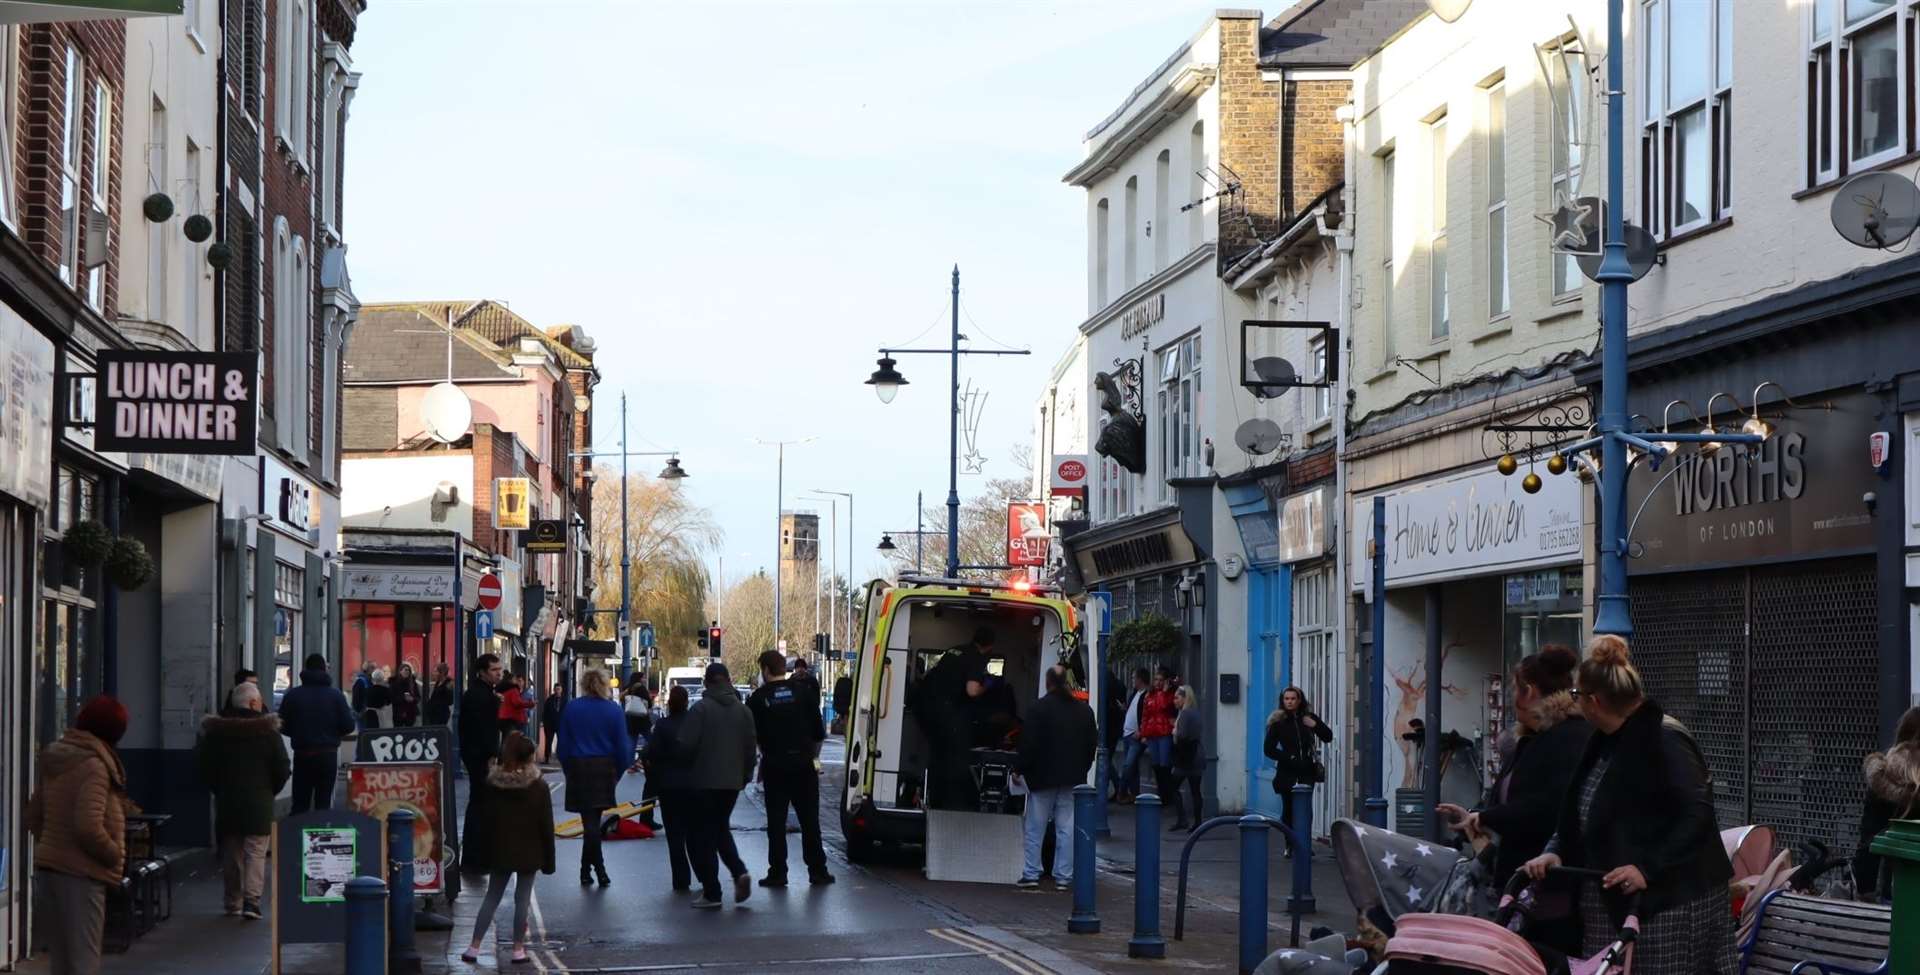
[876,533,898,552]
[658,456,688,480]
[1522,471,1544,494]
[1546,454,1568,476]
[866,356,908,404]
[183,214,214,243]
[1496,453,1518,476]
[142,192,174,223]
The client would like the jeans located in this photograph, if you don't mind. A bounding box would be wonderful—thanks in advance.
[470,869,536,947]
[218,833,269,910]
[1118,736,1145,796]
[689,789,748,900]
[660,788,693,890]
[1021,786,1074,884]
[35,871,105,975]
[762,763,828,880]
[290,751,339,814]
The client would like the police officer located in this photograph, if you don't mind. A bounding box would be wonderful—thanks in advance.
[747,650,835,887]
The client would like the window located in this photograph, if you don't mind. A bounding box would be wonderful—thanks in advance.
[1094,198,1110,308]
[183,140,201,335]
[272,218,291,446]
[40,465,99,753]
[1096,418,1136,523]
[1486,82,1510,319]
[0,27,16,228]
[273,561,304,696]
[1310,335,1330,421]
[1188,121,1205,248]
[1124,176,1139,287]
[85,82,111,310]
[1642,0,1732,238]
[1154,149,1171,270]
[1156,334,1202,494]
[293,237,310,454]
[1549,43,1586,298]
[1808,0,1908,184]
[1429,116,1448,340]
[1379,151,1395,368]
[58,47,82,286]
[291,0,309,159]
[147,97,167,323]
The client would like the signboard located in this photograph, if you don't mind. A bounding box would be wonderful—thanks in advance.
[474,610,494,640]
[259,455,320,542]
[272,810,385,970]
[1275,486,1329,563]
[526,518,566,552]
[1351,464,1582,590]
[299,827,355,903]
[93,348,256,455]
[475,572,503,610]
[1050,455,1089,497]
[638,622,655,649]
[1007,501,1049,567]
[340,567,455,603]
[0,306,54,509]
[1625,393,1879,573]
[493,477,531,530]
[353,724,458,889]
[347,762,446,894]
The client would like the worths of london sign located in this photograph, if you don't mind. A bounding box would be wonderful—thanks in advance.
[93,349,256,455]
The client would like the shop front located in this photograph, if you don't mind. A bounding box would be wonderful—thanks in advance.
[339,528,489,724]
[1352,461,1585,833]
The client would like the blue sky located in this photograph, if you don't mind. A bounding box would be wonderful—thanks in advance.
[346,0,1242,587]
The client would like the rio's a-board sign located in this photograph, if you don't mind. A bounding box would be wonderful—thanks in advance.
[93,349,256,454]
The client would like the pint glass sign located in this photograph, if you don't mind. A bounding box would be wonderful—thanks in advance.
[93,349,257,454]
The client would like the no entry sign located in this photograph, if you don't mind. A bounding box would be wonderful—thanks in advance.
[475,573,502,610]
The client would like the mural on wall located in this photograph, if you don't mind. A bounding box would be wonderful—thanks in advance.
[1388,641,1468,790]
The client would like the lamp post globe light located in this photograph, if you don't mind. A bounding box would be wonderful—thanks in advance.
[866,357,907,404]
[876,534,896,552]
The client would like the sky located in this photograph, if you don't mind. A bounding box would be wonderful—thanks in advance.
[345,0,1246,590]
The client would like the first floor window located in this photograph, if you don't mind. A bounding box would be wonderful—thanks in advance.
[1807,0,1911,185]
[1643,0,1732,238]
[273,561,304,696]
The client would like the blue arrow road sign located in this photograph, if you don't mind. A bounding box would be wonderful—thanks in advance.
[639,622,655,649]
[1088,591,1112,637]
[475,610,494,640]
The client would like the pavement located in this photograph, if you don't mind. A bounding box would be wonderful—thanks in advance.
[15,737,1359,973]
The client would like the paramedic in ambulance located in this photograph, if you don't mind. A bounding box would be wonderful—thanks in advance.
[920,627,994,809]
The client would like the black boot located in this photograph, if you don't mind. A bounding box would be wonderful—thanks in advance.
[580,861,594,886]
[594,858,611,888]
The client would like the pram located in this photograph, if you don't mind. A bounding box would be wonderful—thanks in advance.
[1331,819,1640,975]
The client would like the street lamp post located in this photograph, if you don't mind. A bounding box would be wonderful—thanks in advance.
[812,488,856,648]
[758,438,815,649]
[876,491,930,574]
[865,267,1029,578]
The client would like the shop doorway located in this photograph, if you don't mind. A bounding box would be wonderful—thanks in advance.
[1294,566,1342,837]
[1629,557,1878,856]
[0,501,31,963]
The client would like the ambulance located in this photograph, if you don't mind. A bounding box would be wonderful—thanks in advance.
[838,575,1098,863]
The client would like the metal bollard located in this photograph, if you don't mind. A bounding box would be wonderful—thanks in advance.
[1362,796,1389,829]
[1092,745,1111,838]
[1128,794,1166,958]
[1069,784,1100,934]
[1238,815,1269,974]
[344,876,389,975]
[1288,785,1316,915]
[387,808,422,973]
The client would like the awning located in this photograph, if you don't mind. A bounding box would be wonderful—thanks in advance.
[0,1,184,23]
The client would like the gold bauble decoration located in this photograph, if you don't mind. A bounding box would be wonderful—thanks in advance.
[1522,472,1543,494]
[1546,454,1568,476]
[1496,454,1518,476]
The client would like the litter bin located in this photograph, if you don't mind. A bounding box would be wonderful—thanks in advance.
[1870,817,1920,969]
[1393,789,1429,839]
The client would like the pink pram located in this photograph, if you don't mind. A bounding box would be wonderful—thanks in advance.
[1379,868,1639,975]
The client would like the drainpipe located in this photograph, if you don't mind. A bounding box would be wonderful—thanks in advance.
[1333,97,1358,819]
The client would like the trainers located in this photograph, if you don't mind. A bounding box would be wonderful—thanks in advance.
[758,875,788,888]
[241,901,263,920]
[733,873,752,904]
[1014,877,1040,890]
[690,896,723,910]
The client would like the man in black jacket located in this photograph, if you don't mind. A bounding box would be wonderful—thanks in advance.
[458,653,504,865]
[277,654,357,814]
[747,651,833,887]
[1013,666,1096,889]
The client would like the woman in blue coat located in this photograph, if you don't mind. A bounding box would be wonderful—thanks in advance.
[558,669,632,887]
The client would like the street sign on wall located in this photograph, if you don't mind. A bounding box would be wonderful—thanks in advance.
[1007,501,1049,566]
[1051,455,1088,497]
[474,610,494,640]
[93,349,257,455]
[475,572,503,610]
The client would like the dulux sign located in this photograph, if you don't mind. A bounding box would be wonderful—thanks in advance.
[1351,465,1583,590]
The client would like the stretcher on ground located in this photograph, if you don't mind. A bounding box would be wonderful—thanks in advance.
[553,798,657,838]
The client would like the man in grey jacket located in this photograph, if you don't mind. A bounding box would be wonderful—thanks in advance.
[679,662,758,909]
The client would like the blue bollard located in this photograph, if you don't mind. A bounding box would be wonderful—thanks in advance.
[1128,794,1166,958]
[387,809,422,972]
[1092,745,1111,838]
[1288,785,1316,914]
[1069,784,1101,934]
[1363,796,1389,828]
[345,876,389,975]
[1238,815,1269,975]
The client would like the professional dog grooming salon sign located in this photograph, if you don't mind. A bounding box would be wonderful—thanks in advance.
[93,349,257,454]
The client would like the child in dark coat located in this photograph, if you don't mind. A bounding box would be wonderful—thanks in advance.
[462,733,555,966]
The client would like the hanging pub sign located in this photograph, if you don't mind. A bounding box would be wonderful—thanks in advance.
[1007,501,1049,567]
[493,477,531,530]
[93,349,256,454]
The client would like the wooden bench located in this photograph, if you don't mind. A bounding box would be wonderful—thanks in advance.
[1739,891,1891,975]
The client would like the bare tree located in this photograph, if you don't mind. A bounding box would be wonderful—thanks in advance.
[587,468,721,666]
[879,444,1039,580]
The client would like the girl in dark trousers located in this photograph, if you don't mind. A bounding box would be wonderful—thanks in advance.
[1263,686,1333,845]
[641,685,696,891]
[462,733,555,966]
[539,684,564,763]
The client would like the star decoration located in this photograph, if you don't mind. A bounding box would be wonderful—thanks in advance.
[1406,884,1424,903]
[1379,851,1399,870]
[1414,843,1434,857]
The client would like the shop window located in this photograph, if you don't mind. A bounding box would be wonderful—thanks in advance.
[273,561,303,696]
[343,601,457,698]
[1294,567,1338,832]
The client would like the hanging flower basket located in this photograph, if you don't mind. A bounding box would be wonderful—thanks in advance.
[62,519,113,565]
[106,537,155,591]
[1109,614,1180,667]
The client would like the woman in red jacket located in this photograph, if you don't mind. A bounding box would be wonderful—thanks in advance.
[1140,666,1179,800]
[497,674,536,739]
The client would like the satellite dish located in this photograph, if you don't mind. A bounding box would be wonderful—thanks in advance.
[1550,196,1605,257]
[1576,223,1660,283]
[1831,171,1920,249]
[420,382,472,444]
[1247,357,1298,400]
[1427,0,1473,22]
[1233,418,1287,456]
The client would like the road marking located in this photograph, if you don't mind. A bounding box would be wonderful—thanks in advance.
[509,949,989,972]
[927,927,1052,975]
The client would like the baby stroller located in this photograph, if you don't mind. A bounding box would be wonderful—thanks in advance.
[1330,819,1640,975]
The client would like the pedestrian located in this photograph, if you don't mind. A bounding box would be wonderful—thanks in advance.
[497,673,534,739]
[368,666,395,729]
[277,653,358,814]
[623,685,659,827]
[350,660,376,723]
[1855,706,1920,899]
[26,695,129,975]
[1438,646,1591,904]
[1263,685,1333,848]
[391,662,421,728]
[1168,685,1205,832]
[831,674,853,736]
[539,683,565,763]
[1116,667,1149,803]
[1013,666,1097,890]
[227,668,259,711]
[789,657,821,703]
[460,653,506,870]
[196,681,290,921]
[1524,635,1736,972]
[460,732,555,967]
[678,662,757,909]
[425,662,455,726]
[557,668,631,888]
[641,685,696,892]
[746,651,833,888]
[1141,666,1177,798]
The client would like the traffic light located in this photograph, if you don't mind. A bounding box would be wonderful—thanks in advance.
[697,628,710,651]
[813,632,827,654]
[709,625,723,658]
